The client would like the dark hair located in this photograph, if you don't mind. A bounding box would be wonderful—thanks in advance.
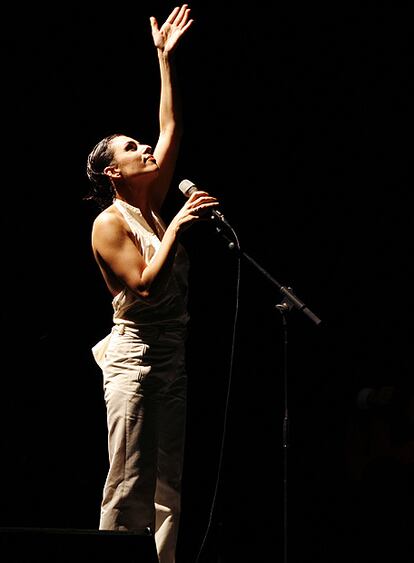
[84,133,122,210]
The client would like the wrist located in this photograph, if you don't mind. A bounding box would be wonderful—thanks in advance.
[157,48,173,63]
[166,219,181,240]
[157,47,171,61]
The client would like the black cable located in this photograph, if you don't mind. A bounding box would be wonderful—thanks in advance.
[194,225,241,563]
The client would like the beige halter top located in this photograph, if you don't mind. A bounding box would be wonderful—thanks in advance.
[92,199,190,367]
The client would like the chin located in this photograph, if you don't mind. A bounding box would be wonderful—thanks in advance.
[143,165,159,179]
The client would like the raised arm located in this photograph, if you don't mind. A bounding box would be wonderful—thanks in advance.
[149,4,193,211]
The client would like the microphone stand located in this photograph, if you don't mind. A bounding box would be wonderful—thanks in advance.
[214,221,322,563]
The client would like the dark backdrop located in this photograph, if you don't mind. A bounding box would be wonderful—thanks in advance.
[1,2,412,562]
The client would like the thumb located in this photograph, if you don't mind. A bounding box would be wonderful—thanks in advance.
[150,16,159,31]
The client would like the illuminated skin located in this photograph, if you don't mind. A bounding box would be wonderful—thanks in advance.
[91,5,219,300]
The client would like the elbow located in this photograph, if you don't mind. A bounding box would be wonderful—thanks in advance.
[132,269,154,300]
[132,268,168,301]
[135,282,151,300]
[135,281,163,302]
[137,289,151,300]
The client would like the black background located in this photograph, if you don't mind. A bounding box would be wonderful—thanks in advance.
[1,2,412,562]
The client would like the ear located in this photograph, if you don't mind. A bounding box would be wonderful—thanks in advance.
[103,165,121,180]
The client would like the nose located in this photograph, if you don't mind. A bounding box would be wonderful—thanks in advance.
[143,145,153,154]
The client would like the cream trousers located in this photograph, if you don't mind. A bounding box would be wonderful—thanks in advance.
[97,323,187,563]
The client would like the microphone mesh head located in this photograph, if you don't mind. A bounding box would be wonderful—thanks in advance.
[179,179,197,197]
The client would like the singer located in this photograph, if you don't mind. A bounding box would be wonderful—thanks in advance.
[84,5,218,563]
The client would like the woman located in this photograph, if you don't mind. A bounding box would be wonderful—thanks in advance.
[84,5,219,563]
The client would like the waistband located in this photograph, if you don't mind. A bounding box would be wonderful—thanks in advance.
[112,320,188,337]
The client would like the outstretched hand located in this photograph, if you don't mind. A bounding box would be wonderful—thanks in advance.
[150,4,193,54]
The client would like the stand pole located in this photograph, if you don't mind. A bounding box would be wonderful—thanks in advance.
[276,307,289,563]
[214,221,322,563]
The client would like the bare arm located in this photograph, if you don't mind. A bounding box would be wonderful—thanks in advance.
[92,191,218,299]
[149,4,193,211]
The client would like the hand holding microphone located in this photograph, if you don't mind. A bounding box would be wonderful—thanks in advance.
[179,179,231,227]
[170,181,220,234]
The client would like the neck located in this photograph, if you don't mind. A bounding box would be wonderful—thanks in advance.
[115,180,152,216]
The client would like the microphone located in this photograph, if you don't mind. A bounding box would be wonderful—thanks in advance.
[178,179,230,226]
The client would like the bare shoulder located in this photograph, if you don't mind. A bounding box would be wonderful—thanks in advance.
[93,204,127,232]
[92,204,129,247]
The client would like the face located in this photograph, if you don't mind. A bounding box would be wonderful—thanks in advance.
[105,135,159,181]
